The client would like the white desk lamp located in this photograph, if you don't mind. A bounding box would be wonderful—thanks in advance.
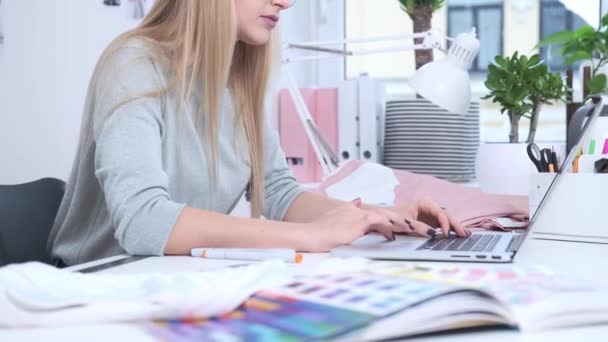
[282,29,480,176]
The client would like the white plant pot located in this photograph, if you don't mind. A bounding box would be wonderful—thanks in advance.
[475,143,537,195]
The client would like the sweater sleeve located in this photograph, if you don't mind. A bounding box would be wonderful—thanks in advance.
[262,120,305,221]
[93,46,185,256]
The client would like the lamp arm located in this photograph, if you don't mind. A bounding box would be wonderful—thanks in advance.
[284,43,430,63]
[283,69,338,176]
[283,29,448,64]
[286,30,439,47]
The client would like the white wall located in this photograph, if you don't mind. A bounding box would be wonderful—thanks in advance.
[0,0,323,184]
[0,0,132,184]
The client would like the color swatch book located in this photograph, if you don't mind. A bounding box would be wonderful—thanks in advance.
[145,261,608,341]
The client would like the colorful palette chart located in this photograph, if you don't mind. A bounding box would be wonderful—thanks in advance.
[364,262,589,307]
[269,273,450,316]
[145,273,453,341]
[146,293,376,341]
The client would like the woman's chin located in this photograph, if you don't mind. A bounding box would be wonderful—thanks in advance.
[238,30,271,46]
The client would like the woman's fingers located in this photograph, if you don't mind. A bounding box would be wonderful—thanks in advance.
[351,210,395,241]
[419,199,468,238]
[408,219,437,238]
[374,208,413,234]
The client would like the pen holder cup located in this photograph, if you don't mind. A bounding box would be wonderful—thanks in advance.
[526,173,608,242]
[528,173,556,216]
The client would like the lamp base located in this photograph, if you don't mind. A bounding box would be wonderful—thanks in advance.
[383,98,480,183]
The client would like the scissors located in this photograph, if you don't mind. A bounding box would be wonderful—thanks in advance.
[526,143,547,172]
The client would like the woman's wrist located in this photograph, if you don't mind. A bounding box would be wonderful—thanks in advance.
[286,222,315,252]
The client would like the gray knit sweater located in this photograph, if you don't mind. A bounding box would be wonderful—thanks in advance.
[48,40,303,266]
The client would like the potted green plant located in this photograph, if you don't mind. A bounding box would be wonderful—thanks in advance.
[483,52,568,143]
[475,52,568,194]
[539,13,608,94]
[539,13,608,152]
[385,0,480,183]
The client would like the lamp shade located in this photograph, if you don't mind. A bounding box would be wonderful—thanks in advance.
[409,30,480,115]
[408,59,472,115]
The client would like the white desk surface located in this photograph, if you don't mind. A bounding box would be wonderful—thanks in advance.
[2,236,608,342]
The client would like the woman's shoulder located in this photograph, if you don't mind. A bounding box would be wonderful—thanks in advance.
[102,36,168,71]
[94,36,170,92]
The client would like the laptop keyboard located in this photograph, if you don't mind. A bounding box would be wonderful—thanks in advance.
[416,234,513,253]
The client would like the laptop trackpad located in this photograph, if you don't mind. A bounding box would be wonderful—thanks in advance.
[333,233,428,258]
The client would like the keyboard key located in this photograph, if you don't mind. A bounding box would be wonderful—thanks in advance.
[506,235,521,252]
[485,235,501,252]
[416,238,442,250]
[471,235,493,252]
[431,238,455,251]
[445,238,468,251]
[457,235,482,251]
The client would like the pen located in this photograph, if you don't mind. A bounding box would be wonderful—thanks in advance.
[589,139,596,154]
[190,248,303,263]
[551,148,558,172]
[603,138,608,155]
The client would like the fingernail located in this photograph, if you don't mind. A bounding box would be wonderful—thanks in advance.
[467,230,472,237]
[426,229,436,238]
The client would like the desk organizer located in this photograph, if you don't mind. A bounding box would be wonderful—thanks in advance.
[529,173,608,244]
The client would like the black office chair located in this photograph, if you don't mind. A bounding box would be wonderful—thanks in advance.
[0,178,65,266]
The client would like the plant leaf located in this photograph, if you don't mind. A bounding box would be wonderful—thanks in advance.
[602,13,608,28]
[564,50,593,65]
[575,25,596,39]
[538,31,575,46]
[588,74,607,94]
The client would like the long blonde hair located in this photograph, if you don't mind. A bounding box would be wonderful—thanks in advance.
[91,0,274,218]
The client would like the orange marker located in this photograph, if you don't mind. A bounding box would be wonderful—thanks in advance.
[573,148,583,173]
[191,248,303,263]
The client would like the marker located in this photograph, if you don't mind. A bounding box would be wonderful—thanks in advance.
[190,248,303,263]
[603,138,608,155]
[589,139,596,154]
[573,148,583,173]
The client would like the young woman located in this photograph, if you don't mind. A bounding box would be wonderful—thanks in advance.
[48,0,468,266]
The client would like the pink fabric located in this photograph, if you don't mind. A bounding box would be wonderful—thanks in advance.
[319,161,529,230]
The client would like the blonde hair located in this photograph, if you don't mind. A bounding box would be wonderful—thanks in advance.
[89,0,275,218]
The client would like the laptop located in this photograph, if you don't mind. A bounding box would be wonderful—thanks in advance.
[332,96,606,263]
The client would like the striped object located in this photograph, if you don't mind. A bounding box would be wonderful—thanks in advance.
[383,99,480,182]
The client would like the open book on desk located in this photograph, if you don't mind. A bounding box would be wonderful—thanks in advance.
[146,262,608,341]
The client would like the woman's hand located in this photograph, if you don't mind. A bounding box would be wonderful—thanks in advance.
[391,198,469,238]
[299,198,469,252]
[300,198,402,252]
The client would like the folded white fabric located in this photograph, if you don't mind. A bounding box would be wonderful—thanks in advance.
[0,261,291,328]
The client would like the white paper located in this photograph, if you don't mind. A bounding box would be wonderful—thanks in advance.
[0,261,291,328]
[325,162,399,206]
[493,217,528,229]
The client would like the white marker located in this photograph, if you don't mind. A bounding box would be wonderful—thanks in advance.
[190,248,303,264]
